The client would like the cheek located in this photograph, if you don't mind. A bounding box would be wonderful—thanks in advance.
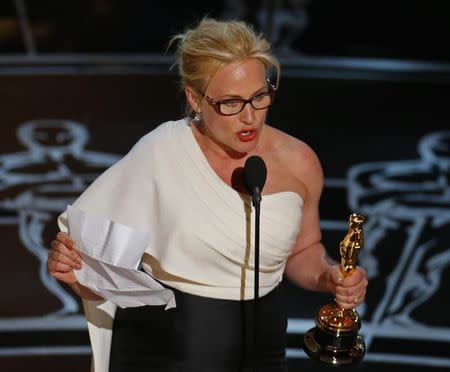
[256,108,269,120]
[205,115,235,135]
[212,121,234,138]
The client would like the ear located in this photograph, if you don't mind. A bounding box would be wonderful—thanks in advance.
[185,86,201,113]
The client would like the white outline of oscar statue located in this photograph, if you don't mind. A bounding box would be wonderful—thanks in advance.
[0,119,120,330]
[348,130,450,349]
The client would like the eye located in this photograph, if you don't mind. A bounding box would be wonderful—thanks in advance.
[253,93,267,102]
[222,99,242,108]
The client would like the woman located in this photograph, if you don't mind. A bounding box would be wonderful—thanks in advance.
[47,17,367,371]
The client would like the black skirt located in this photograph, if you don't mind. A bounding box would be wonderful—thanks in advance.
[109,283,288,372]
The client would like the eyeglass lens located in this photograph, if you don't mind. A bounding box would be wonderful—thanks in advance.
[219,92,272,115]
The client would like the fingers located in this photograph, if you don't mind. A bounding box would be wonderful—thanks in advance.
[335,288,366,309]
[47,250,80,285]
[343,267,367,286]
[47,232,83,286]
[47,245,82,272]
[329,265,344,285]
[333,267,368,309]
[50,238,83,264]
[336,267,367,289]
[56,231,77,250]
[47,233,83,286]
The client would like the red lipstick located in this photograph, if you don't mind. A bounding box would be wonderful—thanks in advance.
[237,129,257,142]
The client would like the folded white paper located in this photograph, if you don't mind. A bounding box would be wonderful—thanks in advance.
[67,205,176,309]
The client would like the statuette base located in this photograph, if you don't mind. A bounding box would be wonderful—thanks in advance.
[303,328,365,366]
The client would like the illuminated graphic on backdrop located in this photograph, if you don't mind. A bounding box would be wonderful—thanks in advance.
[0,120,120,324]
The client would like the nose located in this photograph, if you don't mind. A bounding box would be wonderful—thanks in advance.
[239,101,256,124]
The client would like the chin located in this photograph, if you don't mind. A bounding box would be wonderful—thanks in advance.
[234,142,258,157]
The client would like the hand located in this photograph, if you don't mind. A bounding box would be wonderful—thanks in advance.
[328,264,368,309]
[47,231,83,285]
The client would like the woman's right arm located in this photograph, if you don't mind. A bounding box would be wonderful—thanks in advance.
[47,231,103,301]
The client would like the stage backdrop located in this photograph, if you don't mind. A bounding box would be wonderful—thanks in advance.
[1,1,449,371]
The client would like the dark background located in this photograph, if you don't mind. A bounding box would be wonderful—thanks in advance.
[1,1,449,371]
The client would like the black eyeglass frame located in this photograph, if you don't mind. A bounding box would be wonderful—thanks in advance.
[201,80,277,116]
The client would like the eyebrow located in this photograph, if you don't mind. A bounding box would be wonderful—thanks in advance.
[216,86,268,100]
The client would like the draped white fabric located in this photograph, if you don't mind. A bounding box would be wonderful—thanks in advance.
[57,118,303,371]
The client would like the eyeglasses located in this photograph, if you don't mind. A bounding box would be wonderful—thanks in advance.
[202,83,277,116]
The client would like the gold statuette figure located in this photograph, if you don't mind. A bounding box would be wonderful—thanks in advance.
[303,213,367,366]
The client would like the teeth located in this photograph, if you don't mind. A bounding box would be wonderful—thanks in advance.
[241,131,251,136]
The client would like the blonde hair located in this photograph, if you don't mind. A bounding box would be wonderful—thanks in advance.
[168,17,280,115]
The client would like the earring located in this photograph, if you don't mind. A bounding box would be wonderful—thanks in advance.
[194,112,202,123]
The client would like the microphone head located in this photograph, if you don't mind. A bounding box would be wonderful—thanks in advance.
[243,155,267,192]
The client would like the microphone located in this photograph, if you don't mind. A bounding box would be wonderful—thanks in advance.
[243,155,267,206]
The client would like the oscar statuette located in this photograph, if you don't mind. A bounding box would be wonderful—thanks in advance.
[303,213,367,366]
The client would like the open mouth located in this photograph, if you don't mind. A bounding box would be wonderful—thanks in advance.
[237,129,256,142]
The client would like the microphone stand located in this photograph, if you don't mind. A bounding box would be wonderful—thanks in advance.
[252,187,262,371]
[243,155,267,371]
[253,189,261,302]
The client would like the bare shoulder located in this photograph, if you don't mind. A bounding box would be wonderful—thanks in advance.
[263,126,324,200]
[266,126,323,175]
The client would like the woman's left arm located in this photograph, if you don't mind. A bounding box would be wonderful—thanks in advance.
[283,143,368,309]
